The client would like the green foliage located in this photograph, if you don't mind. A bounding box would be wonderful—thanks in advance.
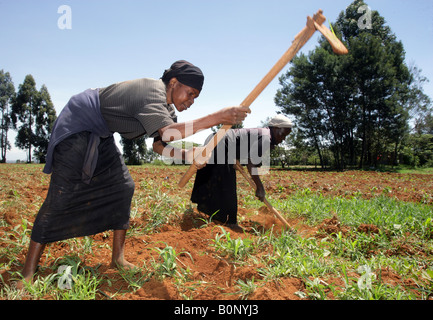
[32,85,57,163]
[6,255,103,300]
[402,133,433,167]
[10,75,56,163]
[54,256,102,300]
[120,135,150,165]
[212,227,256,261]
[0,69,16,163]
[155,245,188,277]
[275,0,432,169]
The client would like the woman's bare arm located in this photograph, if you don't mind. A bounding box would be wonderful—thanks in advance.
[157,106,250,142]
[247,160,266,202]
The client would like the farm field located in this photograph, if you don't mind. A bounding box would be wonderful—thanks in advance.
[0,163,432,300]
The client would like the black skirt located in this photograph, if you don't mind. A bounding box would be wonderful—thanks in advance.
[190,163,238,225]
[31,132,135,244]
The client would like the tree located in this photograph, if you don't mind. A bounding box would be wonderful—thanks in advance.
[275,0,428,169]
[11,75,57,163]
[120,135,148,165]
[339,1,412,168]
[408,64,433,135]
[11,75,38,162]
[33,85,57,163]
[0,70,15,163]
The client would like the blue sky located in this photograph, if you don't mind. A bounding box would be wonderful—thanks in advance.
[1,0,432,161]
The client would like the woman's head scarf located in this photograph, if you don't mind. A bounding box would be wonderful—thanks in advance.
[161,60,204,92]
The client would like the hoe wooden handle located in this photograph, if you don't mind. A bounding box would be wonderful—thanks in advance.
[178,9,347,188]
[233,161,291,229]
[313,21,348,55]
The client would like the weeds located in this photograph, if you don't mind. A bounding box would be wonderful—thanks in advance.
[6,255,103,300]
[152,244,193,280]
[338,264,414,300]
[1,164,432,300]
[212,227,255,261]
[235,277,258,300]
[258,231,336,281]
[276,191,433,239]
[117,263,152,291]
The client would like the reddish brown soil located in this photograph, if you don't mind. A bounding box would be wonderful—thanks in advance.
[0,164,432,300]
[262,169,433,205]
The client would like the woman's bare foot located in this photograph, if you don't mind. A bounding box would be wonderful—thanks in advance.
[111,229,136,270]
[110,258,136,270]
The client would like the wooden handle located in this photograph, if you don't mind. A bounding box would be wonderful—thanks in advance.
[233,161,257,189]
[178,163,198,188]
[178,123,233,188]
[262,198,292,229]
[239,12,320,109]
[234,161,291,229]
[178,10,344,188]
[313,21,348,55]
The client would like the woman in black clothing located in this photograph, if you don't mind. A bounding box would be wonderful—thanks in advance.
[191,115,293,229]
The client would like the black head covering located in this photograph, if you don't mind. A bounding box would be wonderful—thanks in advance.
[161,60,204,92]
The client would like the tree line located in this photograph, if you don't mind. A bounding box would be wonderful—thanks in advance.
[0,71,159,165]
[0,73,57,163]
[274,0,433,169]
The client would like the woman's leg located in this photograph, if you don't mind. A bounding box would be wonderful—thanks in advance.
[110,229,135,270]
[19,240,46,286]
[21,229,133,285]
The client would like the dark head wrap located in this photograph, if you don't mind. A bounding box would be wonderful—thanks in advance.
[161,60,204,92]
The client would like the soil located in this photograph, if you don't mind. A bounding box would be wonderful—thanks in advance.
[0,164,432,300]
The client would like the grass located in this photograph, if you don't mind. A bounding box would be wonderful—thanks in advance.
[209,187,432,299]
[380,165,433,175]
[1,254,102,300]
[212,226,257,261]
[253,190,433,299]
[276,191,433,238]
[0,164,432,300]
[152,244,193,279]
